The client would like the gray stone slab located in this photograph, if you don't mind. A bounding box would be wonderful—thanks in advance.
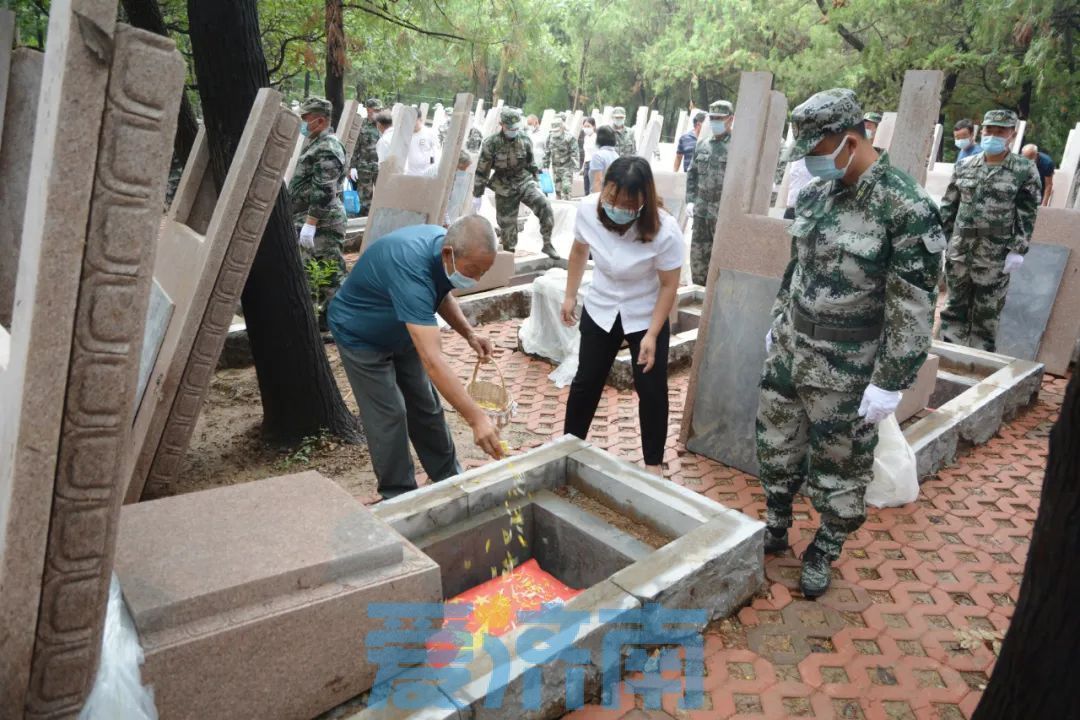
[997,242,1070,360]
[365,207,428,246]
[685,269,781,475]
[116,471,403,634]
[136,278,175,406]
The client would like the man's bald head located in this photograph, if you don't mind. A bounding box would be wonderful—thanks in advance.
[1021,144,1038,160]
[442,215,497,281]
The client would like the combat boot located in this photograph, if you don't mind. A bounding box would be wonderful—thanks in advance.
[799,543,832,599]
[541,242,560,259]
[763,527,789,554]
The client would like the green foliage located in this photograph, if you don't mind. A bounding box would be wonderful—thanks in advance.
[274,430,330,470]
[305,258,339,313]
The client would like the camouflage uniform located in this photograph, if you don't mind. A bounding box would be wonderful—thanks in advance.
[938,109,1041,352]
[438,113,484,153]
[758,89,945,577]
[685,100,734,285]
[350,102,382,212]
[289,96,349,317]
[545,119,580,200]
[474,107,557,257]
[611,106,636,157]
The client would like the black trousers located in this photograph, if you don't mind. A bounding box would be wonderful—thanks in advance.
[564,309,670,465]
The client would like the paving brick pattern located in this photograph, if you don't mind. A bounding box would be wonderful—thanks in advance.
[424,320,1066,719]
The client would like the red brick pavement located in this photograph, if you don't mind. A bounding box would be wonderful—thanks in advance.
[426,320,1067,719]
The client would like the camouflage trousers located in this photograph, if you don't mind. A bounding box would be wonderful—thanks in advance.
[299,225,346,326]
[756,342,879,561]
[495,182,553,251]
[939,255,1010,353]
[355,162,378,213]
[553,168,574,200]
[690,214,717,286]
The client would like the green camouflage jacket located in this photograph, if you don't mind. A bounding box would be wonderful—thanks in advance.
[614,126,636,157]
[288,129,347,228]
[545,131,580,173]
[771,152,946,392]
[686,133,730,218]
[473,131,539,197]
[350,118,380,170]
[939,151,1041,255]
[440,123,484,153]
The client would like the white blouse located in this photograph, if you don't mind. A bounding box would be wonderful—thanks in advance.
[574,194,685,334]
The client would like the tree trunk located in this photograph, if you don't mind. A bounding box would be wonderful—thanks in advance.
[972,372,1080,718]
[492,44,511,103]
[1017,78,1033,120]
[118,0,199,164]
[187,0,362,445]
[325,0,345,125]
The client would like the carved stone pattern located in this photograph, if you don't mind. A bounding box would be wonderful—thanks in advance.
[144,109,298,488]
[24,30,182,719]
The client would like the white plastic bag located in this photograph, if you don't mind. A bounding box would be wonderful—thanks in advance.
[79,574,158,720]
[518,269,591,388]
[865,414,919,508]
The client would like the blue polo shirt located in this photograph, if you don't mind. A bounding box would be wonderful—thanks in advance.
[676,130,699,170]
[328,225,453,352]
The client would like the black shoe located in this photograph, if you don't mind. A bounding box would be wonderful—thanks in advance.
[541,242,560,259]
[799,543,832,599]
[764,527,789,554]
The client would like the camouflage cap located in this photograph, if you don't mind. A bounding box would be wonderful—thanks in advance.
[863,111,883,124]
[550,116,565,131]
[612,106,627,118]
[786,88,863,161]
[299,96,332,117]
[364,98,382,109]
[708,100,734,117]
[499,106,523,129]
[982,109,1018,128]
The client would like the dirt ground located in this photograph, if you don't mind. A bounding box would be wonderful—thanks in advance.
[148,342,539,503]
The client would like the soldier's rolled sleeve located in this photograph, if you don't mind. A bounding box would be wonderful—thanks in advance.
[870,211,945,392]
[938,169,960,239]
[526,142,539,177]
[473,141,494,197]
[686,159,699,206]
[1011,164,1042,254]
[571,140,580,170]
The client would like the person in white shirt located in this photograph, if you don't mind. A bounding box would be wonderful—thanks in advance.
[373,110,393,163]
[406,112,441,176]
[560,156,684,476]
[589,125,621,193]
[580,117,598,194]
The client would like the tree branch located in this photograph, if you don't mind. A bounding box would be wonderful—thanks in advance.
[341,1,478,42]
[813,0,866,52]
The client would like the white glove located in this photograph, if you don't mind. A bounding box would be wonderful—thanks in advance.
[472,196,483,214]
[858,384,901,425]
[685,203,695,217]
[349,168,358,182]
[765,329,773,353]
[1003,251,1024,274]
[298,222,316,250]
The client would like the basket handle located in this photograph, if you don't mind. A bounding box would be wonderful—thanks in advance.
[469,357,508,392]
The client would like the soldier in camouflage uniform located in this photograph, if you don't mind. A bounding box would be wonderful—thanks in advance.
[438,107,484,153]
[611,106,636,157]
[350,97,382,214]
[685,100,734,285]
[758,89,945,598]
[545,116,580,200]
[937,109,1041,352]
[289,96,348,327]
[474,107,559,258]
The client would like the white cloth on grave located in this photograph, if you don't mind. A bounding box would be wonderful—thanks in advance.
[519,268,592,387]
[786,158,813,209]
[574,194,685,334]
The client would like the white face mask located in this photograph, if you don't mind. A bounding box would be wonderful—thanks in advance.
[583,127,594,136]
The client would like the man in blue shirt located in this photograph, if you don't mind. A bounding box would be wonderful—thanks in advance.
[953,119,983,162]
[1021,144,1056,206]
[673,112,705,172]
[329,216,503,498]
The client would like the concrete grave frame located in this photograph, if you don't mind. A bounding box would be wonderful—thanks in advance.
[347,434,764,720]
[337,98,363,162]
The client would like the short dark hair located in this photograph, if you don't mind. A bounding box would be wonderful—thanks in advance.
[954,118,974,132]
[693,112,707,126]
[375,110,392,128]
[582,117,596,128]
[595,125,617,147]
[597,156,663,243]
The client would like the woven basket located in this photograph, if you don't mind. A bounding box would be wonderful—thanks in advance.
[467,359,515,429]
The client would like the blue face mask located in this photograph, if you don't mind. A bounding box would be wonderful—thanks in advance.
[981,134,1008,155]
[446,248,477,290]
[602,202,640,225]
[503,129,519,139]
[954,137,971,150]
[710,119,728,136]
[804,137,853,181]
[299,121,310,137]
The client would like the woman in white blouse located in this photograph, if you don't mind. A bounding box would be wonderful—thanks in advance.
[560,156,685,476]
